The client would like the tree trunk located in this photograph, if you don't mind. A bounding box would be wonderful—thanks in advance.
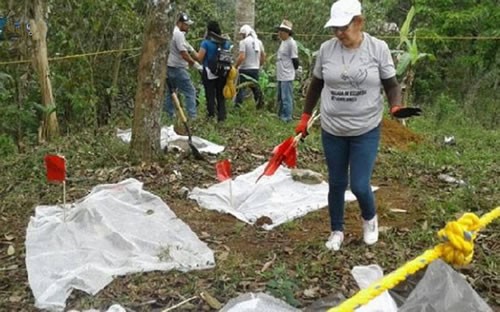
[130,0,173,162]
[29,0,59,142]
[235,0,255,39]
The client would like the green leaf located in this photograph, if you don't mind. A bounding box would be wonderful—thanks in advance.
[397,53,412,76]
[33,103,57,114]
[399,6,416,48]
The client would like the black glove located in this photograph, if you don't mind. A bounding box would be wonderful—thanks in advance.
[391,106,422,118]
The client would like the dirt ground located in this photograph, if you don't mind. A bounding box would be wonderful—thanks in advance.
[2,119,498,311]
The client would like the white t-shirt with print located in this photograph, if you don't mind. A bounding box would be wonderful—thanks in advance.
[276,37,299,81]
[313,33,396,136]
[168,26,189,68]
[239,36,264,70]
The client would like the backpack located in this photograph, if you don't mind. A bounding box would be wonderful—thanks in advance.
[208,40,232,78]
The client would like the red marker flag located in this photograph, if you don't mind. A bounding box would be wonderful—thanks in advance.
[215,159,232,181]
[257,136,298,181]
[44,154,66,183]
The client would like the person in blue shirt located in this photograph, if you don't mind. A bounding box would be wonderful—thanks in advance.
[194,21,231,122]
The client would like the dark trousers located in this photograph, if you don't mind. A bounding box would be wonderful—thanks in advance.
[202,73,227,122]
[235,69,263,108]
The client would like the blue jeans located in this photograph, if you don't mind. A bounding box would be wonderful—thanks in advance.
[321,125,380,231]
[164,67,197,119]
[277,80,293,122]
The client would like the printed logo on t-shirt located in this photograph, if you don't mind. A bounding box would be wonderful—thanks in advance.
[330,89,367,102]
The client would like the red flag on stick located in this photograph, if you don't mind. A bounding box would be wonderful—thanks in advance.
[256,110,320,183]
[216,159,234,208]
[215,159,232,181]
[44,154,66,183]
[256,135,298,182]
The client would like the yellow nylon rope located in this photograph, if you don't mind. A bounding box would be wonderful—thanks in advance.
[2,34,500,66]
[329,206,500,312]
[0,47,141,66]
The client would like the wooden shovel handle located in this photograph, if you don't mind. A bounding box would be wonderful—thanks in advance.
[171,91,188,123]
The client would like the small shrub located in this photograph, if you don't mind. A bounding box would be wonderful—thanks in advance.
[0,134,16,157]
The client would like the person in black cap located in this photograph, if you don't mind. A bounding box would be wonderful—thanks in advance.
[164,12,201,119]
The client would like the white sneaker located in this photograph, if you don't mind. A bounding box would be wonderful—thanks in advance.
[363,215,379,245]
[325,231,344,251]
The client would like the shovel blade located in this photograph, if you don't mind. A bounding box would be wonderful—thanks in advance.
[189,142,204,160]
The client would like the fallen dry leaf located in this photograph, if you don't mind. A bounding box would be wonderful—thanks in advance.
[379,226,392,233]
[303,286,320,298]
[200,291,222,310]
[9,296,22,303]
[260,253,277,273]
[7,245,15,256]
[217,251,229,262]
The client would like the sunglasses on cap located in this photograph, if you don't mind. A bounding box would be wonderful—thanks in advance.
[331,19,354,32]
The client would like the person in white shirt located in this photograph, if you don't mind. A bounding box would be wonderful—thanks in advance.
[295,0,421,251]
[164,12,201,119]
[276,20,299,122]
[234,24,266,109]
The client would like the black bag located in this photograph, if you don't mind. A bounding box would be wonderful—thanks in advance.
[208,40,232,78]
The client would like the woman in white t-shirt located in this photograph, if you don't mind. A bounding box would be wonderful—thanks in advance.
[234,25,266,109]
[295,0,421,251]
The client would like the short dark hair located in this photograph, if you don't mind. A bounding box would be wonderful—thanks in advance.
[207,21,221,35]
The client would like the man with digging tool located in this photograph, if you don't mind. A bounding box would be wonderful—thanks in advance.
[164,12,202,120]
[296,0,422,251]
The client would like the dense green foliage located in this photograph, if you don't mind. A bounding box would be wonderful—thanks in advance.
[0,0,498,153]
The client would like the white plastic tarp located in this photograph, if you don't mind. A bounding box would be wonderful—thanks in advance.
[189,163,378,230]
[116,125,225,154]
[351,265,398,312]
[399,260,492,312]
[26,178,215,312]
[68,304,126,312]
[220,292,300,312]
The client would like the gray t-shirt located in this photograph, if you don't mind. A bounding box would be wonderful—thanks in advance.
[167,26,189,68]
[276,37,298,81]
[313,33,396,136]
[239,36,264,70]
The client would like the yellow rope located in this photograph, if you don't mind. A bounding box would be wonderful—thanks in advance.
[329,206,500,312]
[0,47,141,66]
[1,32,499,66]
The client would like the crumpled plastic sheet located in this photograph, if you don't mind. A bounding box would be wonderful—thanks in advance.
[398,259,492,312]
[351,265,398,312]
[219,292,300,312]
[26,178,215,312]
[116,125,225,154]
[189,163,378,230]
[68,304,126,312]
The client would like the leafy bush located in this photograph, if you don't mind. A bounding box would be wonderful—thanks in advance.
[0,134,16,156]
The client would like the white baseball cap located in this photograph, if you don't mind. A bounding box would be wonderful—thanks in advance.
[324,0,362,28]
